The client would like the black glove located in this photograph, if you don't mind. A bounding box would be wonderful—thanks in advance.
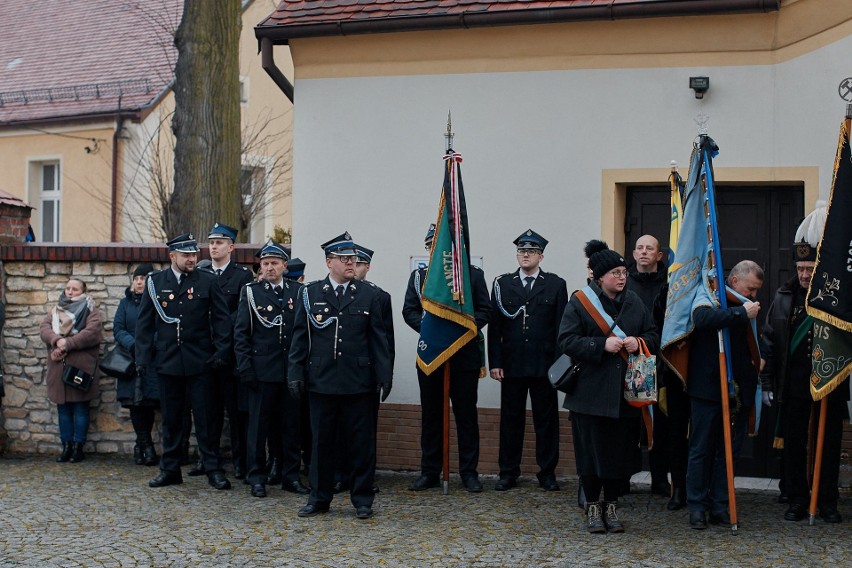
[240,370,258,389]
[288,380,304,400]
[206,356,226,370]
[135,364,147,378]
[377,382,392,402]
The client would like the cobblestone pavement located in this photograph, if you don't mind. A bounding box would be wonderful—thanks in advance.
[0,455,848,567]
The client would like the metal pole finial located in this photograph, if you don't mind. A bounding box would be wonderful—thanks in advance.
[444,110,454,152]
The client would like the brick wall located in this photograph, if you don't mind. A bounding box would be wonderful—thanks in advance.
[0,243,261,457]
[376,404,577,476]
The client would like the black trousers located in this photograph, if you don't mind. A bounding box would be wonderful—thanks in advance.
[498,375,559,479]
[665,381,691,490]
[209,367,248,470]
[417,366,480,478]
[783,390,846,508]
[308,391,376,508]
[245,382,302,485]
[158,372,222,475]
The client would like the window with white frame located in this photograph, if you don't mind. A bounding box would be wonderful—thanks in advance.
[29,161,61,242]
[240,165,267,242]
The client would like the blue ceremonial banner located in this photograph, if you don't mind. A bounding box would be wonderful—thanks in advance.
[660,138,718,385]
[416,151,478,375]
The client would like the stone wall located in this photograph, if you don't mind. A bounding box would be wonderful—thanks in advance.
[0,243,259,457]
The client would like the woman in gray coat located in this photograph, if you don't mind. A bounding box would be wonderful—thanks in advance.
[558,241,658,534]
[39,278,103,462]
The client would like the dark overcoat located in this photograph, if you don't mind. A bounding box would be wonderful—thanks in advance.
[112,288,159,404]
[40,305,103,404]
[557,283,659,419]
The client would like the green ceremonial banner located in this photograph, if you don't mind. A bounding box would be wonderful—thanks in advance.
[811,320,852,400]
[807,117,852,400]
[416,152,478,375]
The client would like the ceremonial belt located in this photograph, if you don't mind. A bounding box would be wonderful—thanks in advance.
[575,286,653,448]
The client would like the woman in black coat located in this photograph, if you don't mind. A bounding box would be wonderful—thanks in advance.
[558,241,659,534]
[114,263,160,465]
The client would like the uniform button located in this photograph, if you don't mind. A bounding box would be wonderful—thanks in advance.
[338,352,342,356]
[338,339,342,342]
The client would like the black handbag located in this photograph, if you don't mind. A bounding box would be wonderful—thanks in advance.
[62,364,94,392]
[548,354,580,393]
[100,344,134,380]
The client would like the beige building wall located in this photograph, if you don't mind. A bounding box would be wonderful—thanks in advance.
[276,0,852,407]
[239,0,294,243]
[0,123,116,242]
[0,0,295,245]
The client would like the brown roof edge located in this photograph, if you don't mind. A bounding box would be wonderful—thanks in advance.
[0,109,143,130]
[255,0,781,43]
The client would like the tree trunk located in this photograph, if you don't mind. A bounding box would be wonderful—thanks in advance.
[170,0,242,241]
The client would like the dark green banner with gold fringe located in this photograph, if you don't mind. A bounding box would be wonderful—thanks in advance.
[807,117,852,399]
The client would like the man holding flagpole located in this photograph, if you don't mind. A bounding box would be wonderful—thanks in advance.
[685,260,763,529]
[403,144,491,493]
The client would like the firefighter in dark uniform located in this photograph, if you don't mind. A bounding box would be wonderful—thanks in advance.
[267,256,309,484]
[488,229,567,491]
[288,232,392,519]
[187,222,254,480]
[332,243,395,494]
[234,240,309,498]
[403,224,492,493]
[136,233,233,490]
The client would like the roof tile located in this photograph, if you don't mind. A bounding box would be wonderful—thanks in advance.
[0,0,182,126]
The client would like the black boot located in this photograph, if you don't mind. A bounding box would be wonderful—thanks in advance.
[133,444,144,465]
[667,484,686,511]
[143,444,159,466]
[57,442,72,463]
[69,442,85,463]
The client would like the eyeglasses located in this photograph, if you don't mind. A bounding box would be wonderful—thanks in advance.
[516,249,541,256]
[331,255,356,264]
[607,270,628,278]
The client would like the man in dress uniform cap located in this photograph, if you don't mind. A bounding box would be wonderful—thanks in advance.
[288,231,392,519]
[489,229,566,492]
[187,222,254,481]
[330,243,395,495]
[135,232,233,490]
[285,258,306,282]
[234,240,309,498]
[760,204,848,524]
[403,224,491,493]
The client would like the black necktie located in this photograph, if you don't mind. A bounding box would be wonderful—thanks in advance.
[215,268,222,277]
[178,273,185,286]
[336,285,345,302]
[524,276,534,295]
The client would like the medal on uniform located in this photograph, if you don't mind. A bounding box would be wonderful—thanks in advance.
[188,294,193,300]
[267,305,273,312]
[161,301,168,307]
[316,314,323,322]
[168,294,174,300]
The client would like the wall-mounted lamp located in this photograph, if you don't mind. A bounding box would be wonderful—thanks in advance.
[690,76,710,99]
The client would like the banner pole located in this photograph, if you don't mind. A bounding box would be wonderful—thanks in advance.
[807,398,828,525]
[717,333,739,535]
[442,363,451,495]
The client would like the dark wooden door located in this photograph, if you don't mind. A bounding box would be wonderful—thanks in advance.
[626,184,804,478]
